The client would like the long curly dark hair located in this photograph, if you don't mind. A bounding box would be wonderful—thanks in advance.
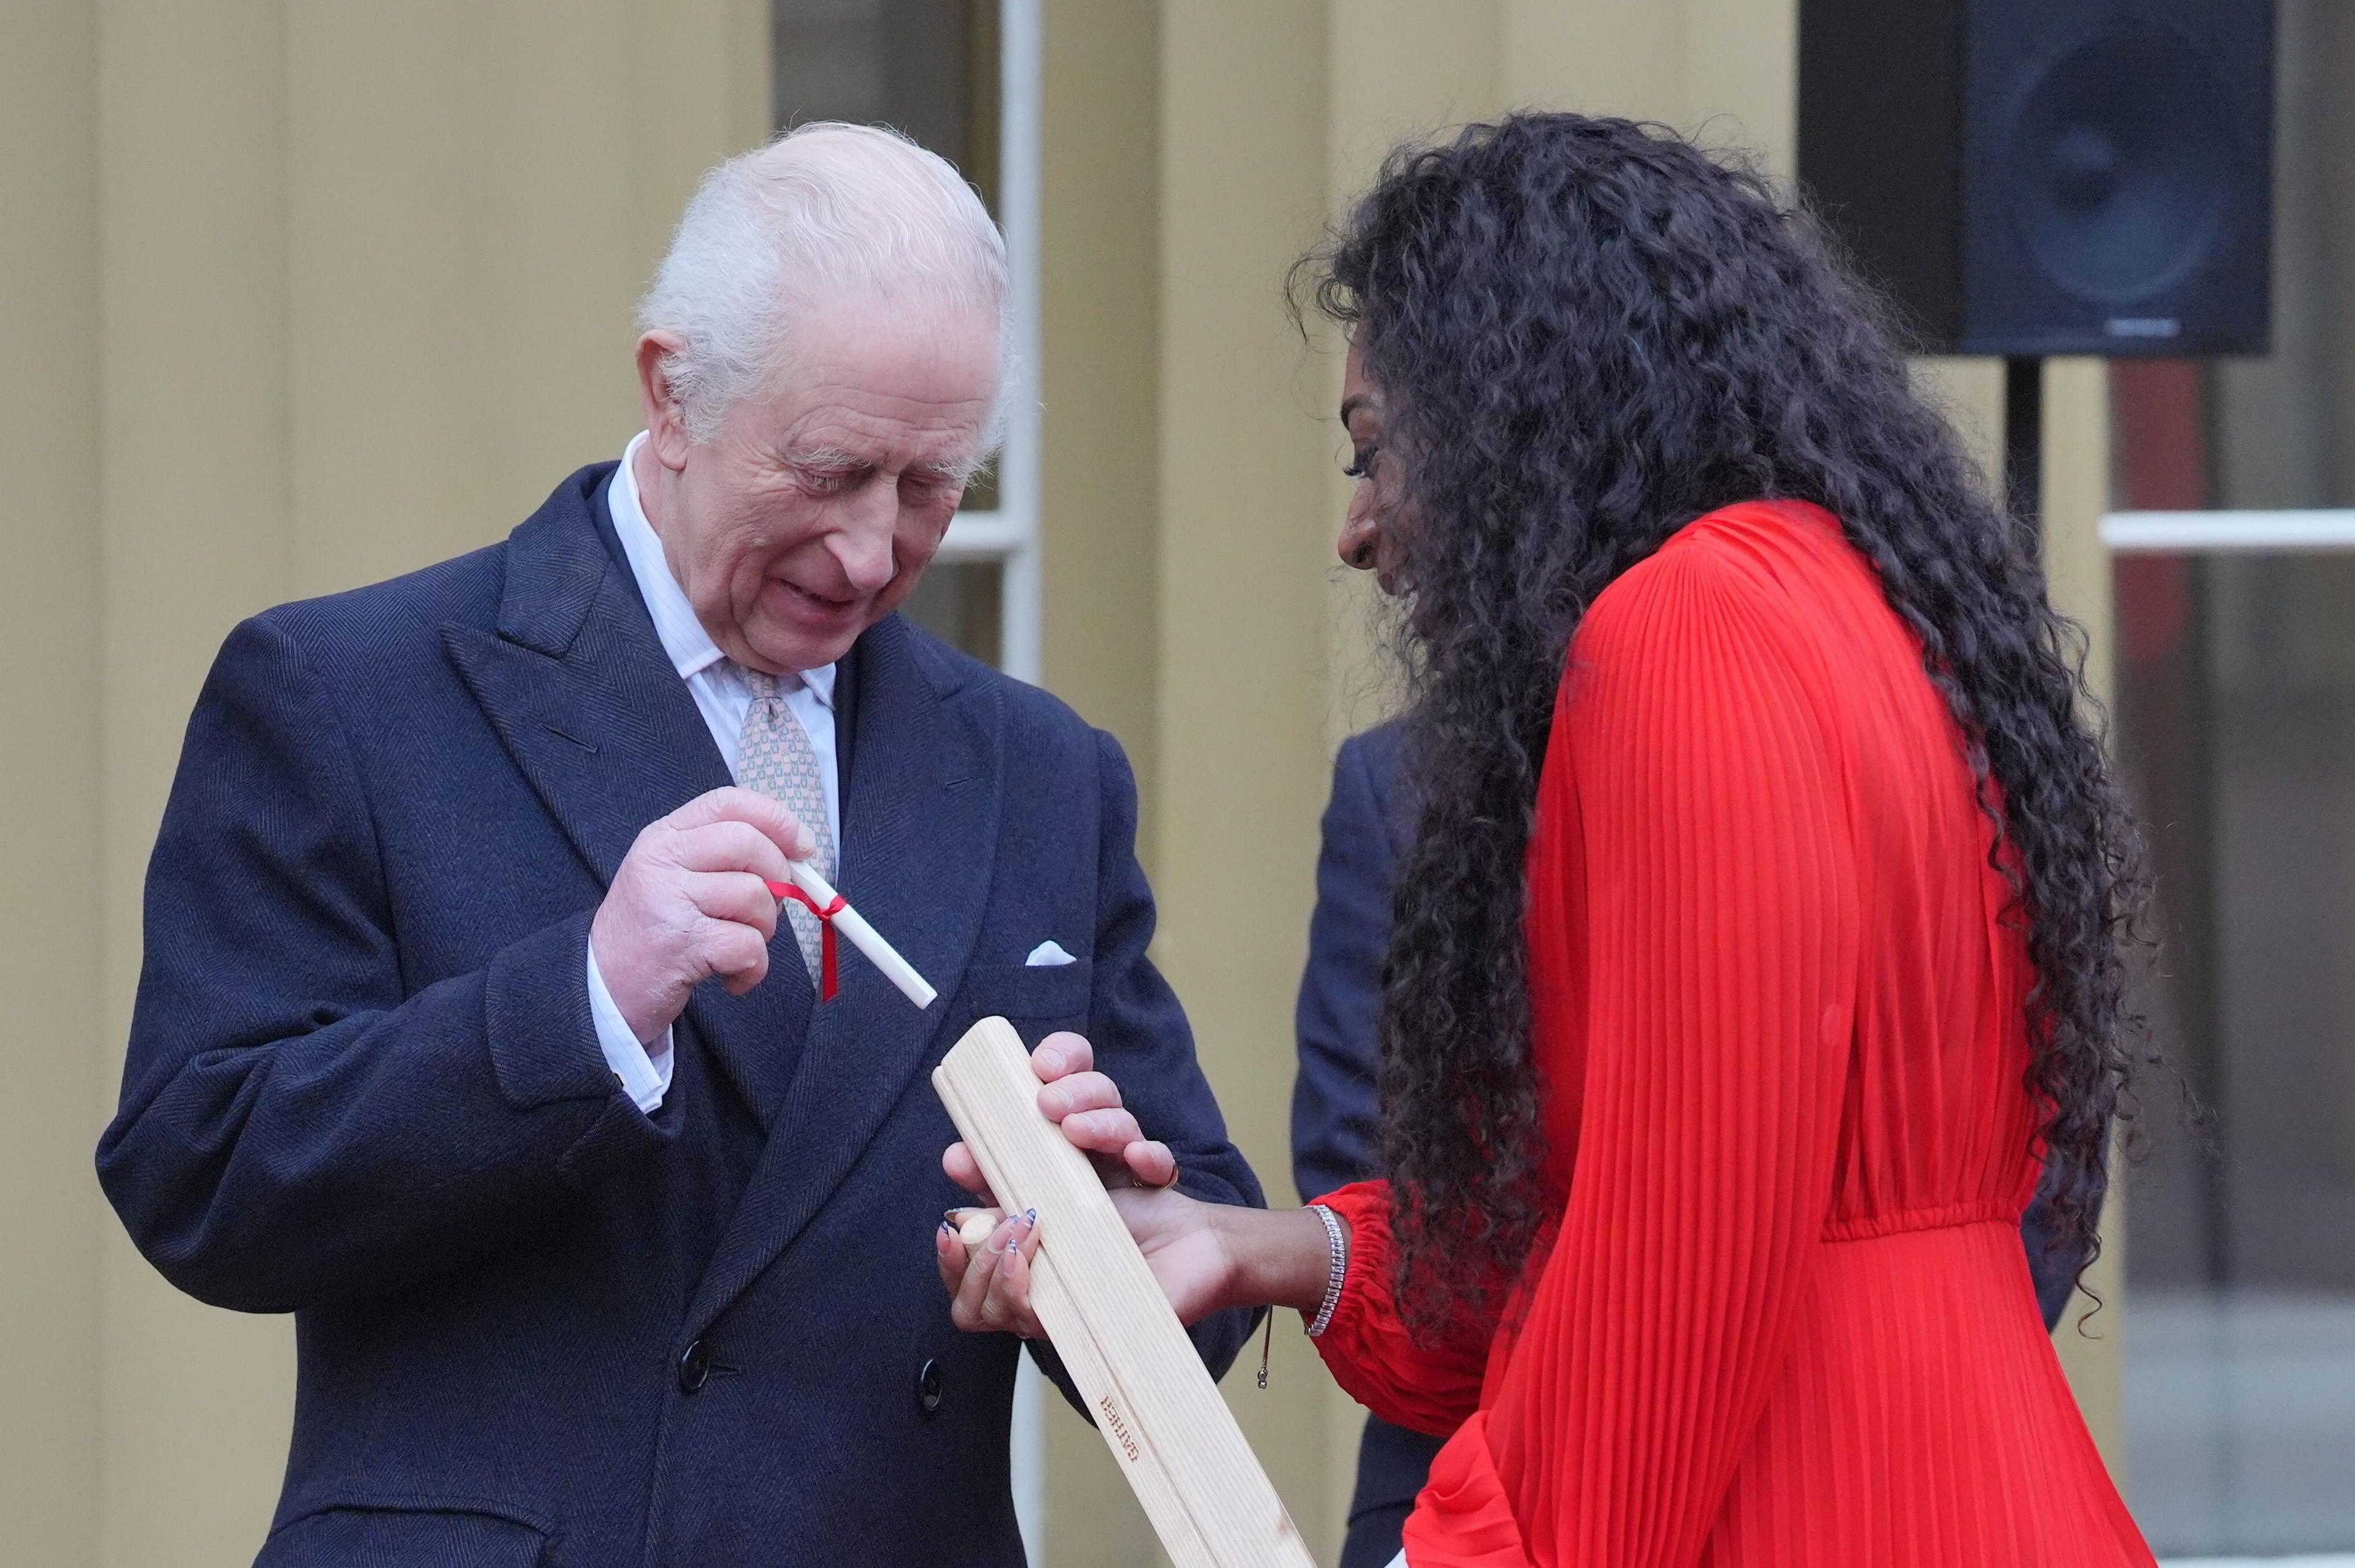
[1296,113,2149,1334]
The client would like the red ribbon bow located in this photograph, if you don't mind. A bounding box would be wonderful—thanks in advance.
[767,879,848,1000]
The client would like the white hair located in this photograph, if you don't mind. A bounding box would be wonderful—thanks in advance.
[637,122,1010,443]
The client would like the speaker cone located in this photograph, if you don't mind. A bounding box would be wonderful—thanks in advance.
[2005,25,2235,305]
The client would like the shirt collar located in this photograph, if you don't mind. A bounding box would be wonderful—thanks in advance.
[610,430,835,708]
[798,662,838,709]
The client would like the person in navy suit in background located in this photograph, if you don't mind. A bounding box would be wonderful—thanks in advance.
[1291,721,2100,1568]
[97,123,1259,1568]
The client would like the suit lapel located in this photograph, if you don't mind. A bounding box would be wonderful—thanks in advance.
[685,616,1001,1336]
[438,470,808,1119]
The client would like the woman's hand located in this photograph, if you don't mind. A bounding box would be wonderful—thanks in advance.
[935,1206,1047,1338]
[1107,1184,1235,1326]
[933,1187,1239,1337]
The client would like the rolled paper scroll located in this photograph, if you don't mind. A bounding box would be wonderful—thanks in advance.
[764,859,938,1009]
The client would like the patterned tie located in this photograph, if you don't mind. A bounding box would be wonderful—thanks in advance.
[733,666,838,985]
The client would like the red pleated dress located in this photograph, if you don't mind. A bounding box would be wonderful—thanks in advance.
[1312,501,2153,1566]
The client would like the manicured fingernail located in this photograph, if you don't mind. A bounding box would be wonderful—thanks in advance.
[944,1208,962,1225]
[1022,1208,1038,1230]
[939,1220,955,1238]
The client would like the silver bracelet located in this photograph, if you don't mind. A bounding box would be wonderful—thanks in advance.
[1304,1204,1349,1337]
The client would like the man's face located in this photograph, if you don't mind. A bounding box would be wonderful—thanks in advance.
[638,295,1000,673]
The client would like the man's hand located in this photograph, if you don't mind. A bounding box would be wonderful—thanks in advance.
[942,1031,1178,1196]
[590,787,812,1042]
[939,1032,1207,1338]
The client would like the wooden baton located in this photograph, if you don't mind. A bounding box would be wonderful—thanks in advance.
[933,1017,1316,1568]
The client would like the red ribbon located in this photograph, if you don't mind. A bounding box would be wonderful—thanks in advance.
[767,879,848,1000]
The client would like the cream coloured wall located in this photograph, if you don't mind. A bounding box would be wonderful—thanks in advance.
[96,7,304,1556]
[1,4,768,1564]
[1,4,104,1564]
[1152,1,1343,1560]
[1034,11,1173,1561]
[1038,0,1165,831]
[96,1,767,1547]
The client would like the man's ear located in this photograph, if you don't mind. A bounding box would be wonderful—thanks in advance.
[635,332,695,470]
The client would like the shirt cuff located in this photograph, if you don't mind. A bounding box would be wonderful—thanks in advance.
[586,939,673,1112]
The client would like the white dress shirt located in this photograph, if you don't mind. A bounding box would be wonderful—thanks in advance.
[586,431,840,1112]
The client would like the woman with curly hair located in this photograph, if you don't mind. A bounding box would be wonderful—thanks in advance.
[941,110,2153,1566]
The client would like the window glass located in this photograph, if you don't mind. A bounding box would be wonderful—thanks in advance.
[2118,553,2355,1556]
[771,0,1007,657]
[2113,4,2355,1555]
[897,560,1002,667]
[771,0,1000,219]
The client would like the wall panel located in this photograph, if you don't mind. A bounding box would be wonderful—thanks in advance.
[1156,0,1339,1560]
[96,1,297,1558]
[80,6,770,1564]
[0,2,104,1562]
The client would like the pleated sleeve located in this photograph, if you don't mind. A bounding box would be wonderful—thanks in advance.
[1406,540,1862,1566]
[1308,1177,1497,1436]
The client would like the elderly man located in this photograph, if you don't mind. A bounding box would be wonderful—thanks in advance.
[98,124,1262,1568]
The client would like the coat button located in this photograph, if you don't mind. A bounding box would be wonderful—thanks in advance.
[677,1339,712,1394]
[916,1358,944,1417]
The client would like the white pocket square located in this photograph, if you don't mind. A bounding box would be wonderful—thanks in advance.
[1024,940,1078,968]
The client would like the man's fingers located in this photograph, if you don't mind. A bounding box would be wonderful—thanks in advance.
[1123,1139,1179,1190]
[1030,1031,1093,1082]
[1038,1070,1122,1122]
[670,818,800,882]
[666,786,814,862]
[689,871,782,940]
[703,919,771,993]
[1059,1107,1146,1155]
[942,1143,997,1206]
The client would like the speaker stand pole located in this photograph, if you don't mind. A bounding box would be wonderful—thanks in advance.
[2004,355,2043,543]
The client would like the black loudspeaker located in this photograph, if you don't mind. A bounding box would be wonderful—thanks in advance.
[1798,0,2275,356]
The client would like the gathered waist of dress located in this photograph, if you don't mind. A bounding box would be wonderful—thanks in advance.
[1820,1199,2023,1244]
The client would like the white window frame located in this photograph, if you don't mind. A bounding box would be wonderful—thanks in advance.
[935,0,1043,688]
[936,5,1049,1558]
[2104,509,2355,552]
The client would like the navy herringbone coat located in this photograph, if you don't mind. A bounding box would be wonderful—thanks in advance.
[99,464,1262,1568]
